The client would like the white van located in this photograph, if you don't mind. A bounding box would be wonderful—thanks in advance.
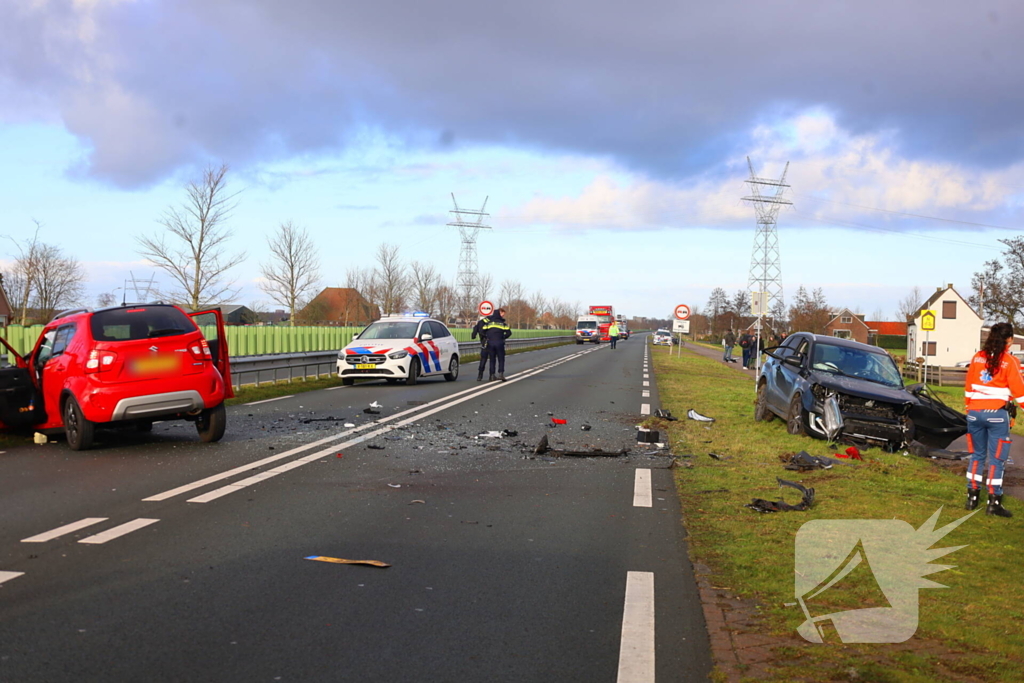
[575,316,604,344]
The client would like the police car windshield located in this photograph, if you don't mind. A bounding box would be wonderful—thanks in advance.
[577,321,597,329]
[359,321,420,339]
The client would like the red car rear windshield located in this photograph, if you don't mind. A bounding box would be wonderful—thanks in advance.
[90,306,196,342]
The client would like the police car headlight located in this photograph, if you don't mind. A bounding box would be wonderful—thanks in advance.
[388,350,409,360]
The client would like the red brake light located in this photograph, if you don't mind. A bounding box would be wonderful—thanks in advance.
[188,339,212,361]
[85,349,118,373]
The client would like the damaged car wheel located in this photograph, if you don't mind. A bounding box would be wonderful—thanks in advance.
[787,393,808,436]
[755,382,775,422]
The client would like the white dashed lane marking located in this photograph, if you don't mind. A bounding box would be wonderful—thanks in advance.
[640,403,650,415]
[633,469,652,507]
[616,571,655,683]
[0,571,24,586]
[78,518,160,545]
[22,518,109,543]
[642,381,649,387]
[244,395,294,406]
[642,390,650,398]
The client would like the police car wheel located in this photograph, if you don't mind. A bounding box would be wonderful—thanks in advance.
[444,356,459,382]
[405,358,420,386]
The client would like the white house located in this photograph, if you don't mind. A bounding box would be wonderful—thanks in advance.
[906,284,982,366]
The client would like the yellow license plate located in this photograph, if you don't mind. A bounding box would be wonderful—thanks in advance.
[355,364,376,370]
[132,356,179,374]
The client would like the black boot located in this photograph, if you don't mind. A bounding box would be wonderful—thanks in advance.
[987,494,1013,518]
[489,374,496,382]
[477,371,484,381]
[966,487,981,510]
[498,372,506,382]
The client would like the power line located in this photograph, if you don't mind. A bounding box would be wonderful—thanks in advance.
[793,192,1020,231]
[790,209,1001,251]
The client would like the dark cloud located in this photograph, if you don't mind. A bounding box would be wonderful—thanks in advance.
[3,0,1023,186]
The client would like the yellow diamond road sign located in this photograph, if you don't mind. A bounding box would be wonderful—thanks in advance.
[920,309,937,331]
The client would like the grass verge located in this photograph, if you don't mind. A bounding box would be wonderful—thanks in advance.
[651,344,1024,683]
[226,341,574,406]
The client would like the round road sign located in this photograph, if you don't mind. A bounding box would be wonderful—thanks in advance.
[478,300,494,317]
[674,304,691,320]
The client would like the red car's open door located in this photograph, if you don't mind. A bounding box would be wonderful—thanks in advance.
[0,334,43,428]
[188,309,234,399]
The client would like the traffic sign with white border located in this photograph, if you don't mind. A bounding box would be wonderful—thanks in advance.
[674,304,691,320]
[478,300,494,317]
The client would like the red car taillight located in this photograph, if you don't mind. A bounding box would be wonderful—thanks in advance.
[188,339,213,361]
[85,349,118,373]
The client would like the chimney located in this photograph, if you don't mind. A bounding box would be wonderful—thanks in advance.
[947,283,953,289]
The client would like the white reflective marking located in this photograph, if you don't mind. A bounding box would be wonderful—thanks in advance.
[640,404,650,415]
[0,571,25,586]
[616,571,655,683]
[642,390,650,397]
[79,518,159,545]
[633,469,652,508]
[642,381,649,387]
[22,517,109,543]
[643,374,649,378]
[245,395,294,406]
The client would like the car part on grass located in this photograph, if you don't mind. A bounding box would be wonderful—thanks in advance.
[906,384,970,448]
[907,440,970,461]
[833,446,863,460]
[305,556,390,568]
[687,409,715,423]
[781,450,835,471]
[708,452,733,461]
[746,478,815,513]
[636,428,661,443]
[654,409,678,421]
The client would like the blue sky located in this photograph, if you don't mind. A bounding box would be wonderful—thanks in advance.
[2,1,1023,320]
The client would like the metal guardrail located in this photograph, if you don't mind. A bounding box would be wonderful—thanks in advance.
[228,336,575,388]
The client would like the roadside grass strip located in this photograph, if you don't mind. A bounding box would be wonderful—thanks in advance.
[651,347,1024,683]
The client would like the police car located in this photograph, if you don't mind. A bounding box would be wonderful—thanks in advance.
[652,329,673,346]
[338,314,460,385]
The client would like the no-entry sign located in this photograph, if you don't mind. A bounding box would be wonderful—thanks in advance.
[478,300,494,317]
[674,304,691,320]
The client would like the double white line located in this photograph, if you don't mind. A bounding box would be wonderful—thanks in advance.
[143,345,605,505]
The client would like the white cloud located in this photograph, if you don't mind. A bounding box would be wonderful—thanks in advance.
[501,110,1024,233]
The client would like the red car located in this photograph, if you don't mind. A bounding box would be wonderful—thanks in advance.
[0,304,233,450]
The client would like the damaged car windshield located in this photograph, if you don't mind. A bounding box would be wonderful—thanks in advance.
[358,322,420,339]
[810,343,902,388]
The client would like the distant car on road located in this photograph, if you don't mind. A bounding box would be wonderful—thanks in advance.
[0,304,233,450]
[338,314,460,385]
[755,333,967,450]
[652,329,672,346]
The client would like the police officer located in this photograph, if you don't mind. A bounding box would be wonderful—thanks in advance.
[471,313,491,381]
[482,307,513,381]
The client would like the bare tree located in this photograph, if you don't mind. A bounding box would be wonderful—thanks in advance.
[373,243,408,315]
[528,291,547,328]
[136,164,245,310]
[0,268,29,323]
[895,286,925,322]
[33,244,85,320]
[435,284,459,325]
[259,222,321,326]
[3,221,45,325]
[344,266,378,325]
[409,261,441,315]
[96,291,119,307]
[476,274,494,304]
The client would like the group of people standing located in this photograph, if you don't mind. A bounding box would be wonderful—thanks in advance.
[722,329,766,370]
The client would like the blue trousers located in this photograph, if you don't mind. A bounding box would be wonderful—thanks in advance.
[967,409,1011,495]
[486,342,506,374]
[723,344,734,361]
[609,336,617,349]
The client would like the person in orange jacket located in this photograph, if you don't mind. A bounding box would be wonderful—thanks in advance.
[963,322,1024,517]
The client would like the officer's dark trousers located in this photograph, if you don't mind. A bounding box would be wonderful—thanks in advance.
[487,342,506,374]
[477,345,490,375]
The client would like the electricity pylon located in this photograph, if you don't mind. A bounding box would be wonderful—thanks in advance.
[447,194,491,320]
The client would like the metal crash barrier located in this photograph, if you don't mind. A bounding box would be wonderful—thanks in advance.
[228,336,575,389]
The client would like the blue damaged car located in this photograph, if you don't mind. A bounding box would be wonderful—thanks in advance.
[755,333,966,450]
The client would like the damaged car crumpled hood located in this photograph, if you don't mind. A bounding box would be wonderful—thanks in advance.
[810,374,914,409]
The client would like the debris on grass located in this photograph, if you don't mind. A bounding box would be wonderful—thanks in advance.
[746,478,815,513]
[781,450,834,471]
[654,409,678,421]
[833,446,863,460]
[908,440,970,461]
[687,409,715,423]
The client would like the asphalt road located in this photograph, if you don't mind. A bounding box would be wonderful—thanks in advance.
[0,337,712,682]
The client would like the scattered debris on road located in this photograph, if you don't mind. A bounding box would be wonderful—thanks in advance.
[636,427,660,443]
[551,418,567,425]
[367,444,385,450]
[535,434,550,455]
[746,478,815,513]
[581,424,592,431]
[305,556,390,568]
[364,402,383,415]
[33,433,47,445]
